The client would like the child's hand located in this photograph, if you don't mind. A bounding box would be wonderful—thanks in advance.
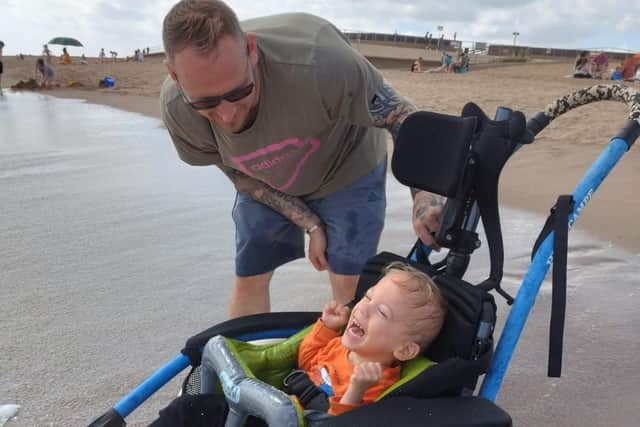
[340,362,383,405]
[321,301,349,331]
[350,362,382,391]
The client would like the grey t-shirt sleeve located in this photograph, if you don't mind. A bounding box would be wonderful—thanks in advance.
[314,25,384,127]
[160,77,222,166]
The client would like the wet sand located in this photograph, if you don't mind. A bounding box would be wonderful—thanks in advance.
[3,53,639,252]
[0,93,638,426]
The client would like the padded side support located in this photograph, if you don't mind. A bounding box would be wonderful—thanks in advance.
[201,336,303,427]
[461,103,526,300]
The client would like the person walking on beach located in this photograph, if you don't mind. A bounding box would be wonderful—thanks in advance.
[160,0,443,318]
[42,44,52,64]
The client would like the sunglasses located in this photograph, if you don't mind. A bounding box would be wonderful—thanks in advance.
[182,48,255,111]
[182,81,255,110]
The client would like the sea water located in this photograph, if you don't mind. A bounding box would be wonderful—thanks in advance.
[0,92,638,426]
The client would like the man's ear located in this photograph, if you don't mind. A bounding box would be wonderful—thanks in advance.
[165,59,180,87]
[246,32,259,67]
[393,341,421,362]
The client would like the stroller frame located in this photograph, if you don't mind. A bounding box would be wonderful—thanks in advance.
[89,84,640,427]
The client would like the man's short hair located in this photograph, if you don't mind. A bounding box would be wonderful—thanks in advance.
[162,0,244,62]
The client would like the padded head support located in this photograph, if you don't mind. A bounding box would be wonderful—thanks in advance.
[392,104,527,299]
[392,111,477,197]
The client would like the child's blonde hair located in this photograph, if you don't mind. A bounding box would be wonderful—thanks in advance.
[383,261,447,350]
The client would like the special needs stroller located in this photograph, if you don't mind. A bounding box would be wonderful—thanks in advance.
[90,84,639,427]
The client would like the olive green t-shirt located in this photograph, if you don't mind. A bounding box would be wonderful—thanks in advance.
[160,13,387,199]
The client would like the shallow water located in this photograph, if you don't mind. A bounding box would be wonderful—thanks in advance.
[1,93,638,426]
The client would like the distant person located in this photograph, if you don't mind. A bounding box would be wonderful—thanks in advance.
[42,44,52,64]
[588,52,608,79]
[410,57,423,73]
[80,53,88,65]
[60,47,72,64]
[110,50,118,62]
[99,48,106,63]
[137,48,145,62]
[0,40,4,94]
[573,51,590,78]
[610,65,623,81]
[448,48,469,73]
[146,46,150,55]
[35,58,55,88]
[427,51,452,73]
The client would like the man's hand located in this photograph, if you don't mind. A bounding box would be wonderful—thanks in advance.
[321,301,349,331]
[340,362,383,405]
[308,225,329,271]
[412,191,445,250]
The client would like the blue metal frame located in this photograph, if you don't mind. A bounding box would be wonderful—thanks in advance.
[480,137,630,401]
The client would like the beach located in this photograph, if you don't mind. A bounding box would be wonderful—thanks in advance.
[1,51,639,427]
[4,53,639,251]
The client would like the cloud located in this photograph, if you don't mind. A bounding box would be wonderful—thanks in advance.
[2,0,639,56]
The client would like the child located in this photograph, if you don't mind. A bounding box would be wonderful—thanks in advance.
[35,58,55,88]
[149,262,447,425]
[410,57,423,73]
[298,261,447,415]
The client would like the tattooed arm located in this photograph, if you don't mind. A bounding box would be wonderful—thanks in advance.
[218,164,329,270]
[369,81,417,146]
[369,81,445,248]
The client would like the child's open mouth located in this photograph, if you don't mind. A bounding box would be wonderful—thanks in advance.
[347,317,365,337]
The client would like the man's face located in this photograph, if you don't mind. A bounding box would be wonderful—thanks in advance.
[169,34,260,134]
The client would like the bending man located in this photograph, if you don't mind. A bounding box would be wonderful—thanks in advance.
[160,0,442,317]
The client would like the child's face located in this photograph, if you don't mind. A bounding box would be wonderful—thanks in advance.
[341,272,418,364]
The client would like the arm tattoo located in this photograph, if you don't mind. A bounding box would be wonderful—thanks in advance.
[218,165,320,229]
[429,194,446,208]
[413,190,446,221]
[369,81,417,144]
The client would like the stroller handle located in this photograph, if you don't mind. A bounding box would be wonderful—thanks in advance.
[526,84,640,147]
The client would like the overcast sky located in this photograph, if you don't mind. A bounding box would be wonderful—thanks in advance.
[2,0,639,56]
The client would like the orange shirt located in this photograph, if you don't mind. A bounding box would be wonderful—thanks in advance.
[298,320,401,416]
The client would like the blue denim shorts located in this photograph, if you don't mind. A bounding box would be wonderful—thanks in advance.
[232,160,387,276]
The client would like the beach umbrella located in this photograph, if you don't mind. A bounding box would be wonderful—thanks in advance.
[48,37,83,47]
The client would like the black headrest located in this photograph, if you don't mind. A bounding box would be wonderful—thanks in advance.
[392,111,477,198]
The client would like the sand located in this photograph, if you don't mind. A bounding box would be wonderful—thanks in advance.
[2,53,639,252]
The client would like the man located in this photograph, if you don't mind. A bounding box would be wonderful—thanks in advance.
[160,0,442,318]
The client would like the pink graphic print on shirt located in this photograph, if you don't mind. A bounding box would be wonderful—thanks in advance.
[231,137,320,192]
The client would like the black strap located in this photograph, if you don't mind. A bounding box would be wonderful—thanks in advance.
[282,369,330,412]
[547,195,573,377]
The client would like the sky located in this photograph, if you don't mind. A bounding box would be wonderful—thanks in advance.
[1,0,639,57]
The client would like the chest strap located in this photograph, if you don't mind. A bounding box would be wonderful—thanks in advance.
[283,369,330,412]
